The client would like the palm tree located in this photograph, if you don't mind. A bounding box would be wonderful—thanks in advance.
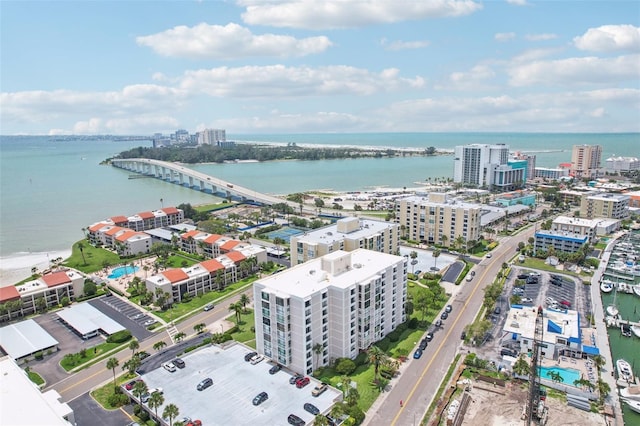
[512,355,529,377]
[123,356,141,376]
[239,294,250,312]
[314,414,330,426]
[132,381,148,410]
[432,248,441,270]
[106,357,119,392]
[546,370,563,384]
[163,403,180,426]
[367,345,386,380]
[77,242,87,265]
[129,339,139,358]
[441,234,448,248]
[597,378,611,404]
[313,343,324,370]
[339,375,351,398]
[174,332,186,342]
[592,355,605,371]
[229,302,243,323]
[148,391,165,421]
[153,341,167,352]
[193,323,206,334]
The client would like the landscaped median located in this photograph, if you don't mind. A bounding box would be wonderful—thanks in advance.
[61,330,133,372]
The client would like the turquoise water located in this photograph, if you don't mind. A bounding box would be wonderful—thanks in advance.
[108,265,139,279]
[538,366,581,385]
[1,133,638,258]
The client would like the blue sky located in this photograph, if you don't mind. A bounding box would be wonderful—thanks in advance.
[1,0,639,135]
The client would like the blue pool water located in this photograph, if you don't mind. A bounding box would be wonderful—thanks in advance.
[538,366,581,385]
[108,265,139,279]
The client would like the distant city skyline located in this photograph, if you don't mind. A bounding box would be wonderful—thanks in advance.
[1,1,639,135]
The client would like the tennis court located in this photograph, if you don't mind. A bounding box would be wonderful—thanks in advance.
[265,226,305,242]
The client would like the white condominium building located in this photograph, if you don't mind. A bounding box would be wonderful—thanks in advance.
[197,128,226,145]
[253,249,407,375]
[453,144,524,190]
[290,217,400,265]
[394,193,481,247]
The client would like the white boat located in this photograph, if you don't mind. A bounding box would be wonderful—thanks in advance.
[607,284,619,317]
[617,359,635,382]
[620,385,640,402]
[600,281,614,293]
[632,325,640,339]
[622,398,640,414]
[633,285,640,297]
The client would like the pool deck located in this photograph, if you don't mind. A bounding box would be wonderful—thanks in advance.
[91,256,158,296]
[539,356,596,386]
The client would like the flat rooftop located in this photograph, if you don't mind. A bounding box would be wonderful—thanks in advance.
[136,344,342,426]
[0,319,59,359]
[294,218,394,245]
[57,303,125,336]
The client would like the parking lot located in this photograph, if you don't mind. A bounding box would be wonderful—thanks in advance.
[131,343,342,426]
[89,296,154,341]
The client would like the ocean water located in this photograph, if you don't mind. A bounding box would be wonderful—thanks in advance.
[1,133,638,283]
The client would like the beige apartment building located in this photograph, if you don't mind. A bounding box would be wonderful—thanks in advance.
[580,193,629,219]
[253,249,407,375]
[394,193,481,248]
[571,144,602,179]
[290,217,400,265]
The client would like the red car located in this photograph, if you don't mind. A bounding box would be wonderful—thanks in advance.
[186,421,202,426]
[125,379,142,391]
[560,300,572,308]
[295,376,310,388]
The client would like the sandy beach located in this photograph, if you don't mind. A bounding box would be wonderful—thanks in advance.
[0,249,72,287]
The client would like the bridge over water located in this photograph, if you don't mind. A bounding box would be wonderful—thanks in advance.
[111,158,295,208]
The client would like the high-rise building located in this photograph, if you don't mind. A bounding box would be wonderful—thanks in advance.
[290,217,399,265]
[197,129,226,145]
[394,193,481,247]
[453,144,525,190]
[253,249,407,375]
[570,145,602,179]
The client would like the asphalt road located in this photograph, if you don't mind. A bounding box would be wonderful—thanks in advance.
[364,226,537,426]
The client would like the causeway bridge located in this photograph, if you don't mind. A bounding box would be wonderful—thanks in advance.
[111,158,293,207]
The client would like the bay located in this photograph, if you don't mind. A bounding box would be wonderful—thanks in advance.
[1,133,638,283]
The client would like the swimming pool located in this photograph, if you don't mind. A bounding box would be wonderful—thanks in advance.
[108,265,139,279]
[538,366,581,385]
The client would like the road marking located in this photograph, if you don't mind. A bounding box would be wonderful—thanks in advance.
[390,242,518,425]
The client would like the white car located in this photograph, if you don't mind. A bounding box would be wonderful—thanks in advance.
[521,297,533,304]
[143,319,156,326]
[250,354,265,365]
[162,362,176,372]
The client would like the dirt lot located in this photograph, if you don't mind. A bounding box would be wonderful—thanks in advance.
[460,380,606,426]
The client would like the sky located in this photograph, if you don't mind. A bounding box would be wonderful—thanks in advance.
[1,0,639,135]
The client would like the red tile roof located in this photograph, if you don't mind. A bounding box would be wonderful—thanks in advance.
[162,207,179,214]
[220,240,241,251]
[181,230,200,240]
[162,269,189,283]
[0,285,20,302]
[110,216,129,224]
[201,259,224,273]
[104,226,124,236]
[204,234,223,244]
[138,211,155,219]
[116,230,136,242]
[225,251,246,263]
[89,222,109,232]
[42,271,71,288]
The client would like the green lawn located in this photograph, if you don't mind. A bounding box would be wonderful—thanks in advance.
[60,341,127,371]
[315,363,380,411]
[229,309,256,343]
[91,373,136,410]
[26,368,45,386]
[520,258,580,277]
[62,241,123,274]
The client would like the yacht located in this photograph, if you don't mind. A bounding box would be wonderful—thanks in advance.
[617,359,635,382]
[633,285,640,297]
[631,325,640,339]
[600,280,614,293]
[620,385,640,402]
[622,398,640,414]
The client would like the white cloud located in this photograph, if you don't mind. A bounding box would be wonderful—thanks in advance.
[436,65,496,91]
[511,48,562,63]
[380,38,430,51]
[495,32,516,42]
[525,33,557,41]
[136,22,332,59]
[508,54,640,87]
[239,0,482,30]
[574,24,640,52]
[178,65,426,97]
[506,0,529,5]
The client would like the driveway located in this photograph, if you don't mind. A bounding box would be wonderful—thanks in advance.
[68,393,131,426]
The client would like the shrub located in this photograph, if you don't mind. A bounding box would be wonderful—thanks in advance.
[34,351,43,360]
[387,331,400,343]
[334,358,356,375]
[107,330,132,343]
[60,297,70,307]
[376,339,390,352]
[83,280,97,296]
[354,352,368,367]
[408,317,419,329]
[345,404,365,425]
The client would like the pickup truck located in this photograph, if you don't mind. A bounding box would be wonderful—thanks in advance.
[311,382,328,397]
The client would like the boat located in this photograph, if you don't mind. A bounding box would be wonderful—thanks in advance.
[622,398,640,414]
[621,323,632,338]
[606,284,619,317]
[617,359,635,382]
[600,281,614,293]
[632,325,640,339]
[633,285,640,297]
[620,385,640,402]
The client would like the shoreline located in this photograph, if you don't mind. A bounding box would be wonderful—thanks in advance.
[0,249,72,287]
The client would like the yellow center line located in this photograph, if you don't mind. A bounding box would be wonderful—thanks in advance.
[391,256,500,425]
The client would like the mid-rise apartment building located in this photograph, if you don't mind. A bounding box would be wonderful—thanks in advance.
[290,217,399,265]
[88,207,184,234]
[605,156,640,174]
[197,128,226,145]
[394,193,481,247]
[535,167,569,180]
[580,193,629,219]
[453,144,525,190]
[253,249,407,375]
[571,144,602,179]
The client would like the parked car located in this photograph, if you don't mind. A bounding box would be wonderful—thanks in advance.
[550,279,562,287]
[203,303,214,311]
[178,417,192,425]
[460,331,467,340]
[470,271,476,276]
[440,311,448,320]
[521,297,533,304]
[131,313,144,320]
[197,378,213,391]
[426,332,434,341]
[435,319,442,327]
[288,414,305,425]
[162,362,176,373]
[125,379,142,391]
[296,377,310,388]
[414,270,422,275]
[466,275,473,282]
[517,274,529,279]
[269,364,282,375]
[173,358,185,369]
[304,403,320,415]
[500,348,518,357]
[250,354,265,365]
[244,351,257,362]
[560,300,572,308]
[186,421,202,426]
[494,306,502,315]
[419,339,428,350]
[252,391,269,406]
[136,351,150,361]
[445,304,453,313]
[312,382,328,397]
[290,373,304,385]
[486,253,492,258]
[413,349,423,359]
[143,319,156,326]
[141,388,163,403]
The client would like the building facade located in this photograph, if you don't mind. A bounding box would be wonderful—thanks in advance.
[453,144,525,190]
[579,193,630,219]
[197,128,226,145]
[534,231,589,255]
[571,145,602,179]
[290,217,400,265]
[535,167,570,180]
[605,156,640,174]
[253,250,407,375]
[394,193,481,247]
